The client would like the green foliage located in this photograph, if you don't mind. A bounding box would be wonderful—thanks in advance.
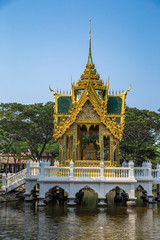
[44,140,59,160]
[0,102,55,160]
[120,107,160,166]
[0,102,160,167]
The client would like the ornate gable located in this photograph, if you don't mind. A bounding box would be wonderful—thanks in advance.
[76,101,100,122]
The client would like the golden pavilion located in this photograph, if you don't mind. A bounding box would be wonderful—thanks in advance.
[50,21,130,167]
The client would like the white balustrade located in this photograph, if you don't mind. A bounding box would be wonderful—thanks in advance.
[73,167,100,178]
[152,169,159,178]
[29,160,40,176]
[6,169,27,187]
[44,167,70,177]
[104,167,129,178]
[4,160,160,193]
[29,167,40,176]
[134,167,149,177]
[26,161,160,180]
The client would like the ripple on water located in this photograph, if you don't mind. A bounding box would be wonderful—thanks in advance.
[0,202,160,240]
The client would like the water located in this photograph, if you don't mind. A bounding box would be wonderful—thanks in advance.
[0,201,160,240]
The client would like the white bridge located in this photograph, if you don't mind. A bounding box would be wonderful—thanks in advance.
[1,160,160,206]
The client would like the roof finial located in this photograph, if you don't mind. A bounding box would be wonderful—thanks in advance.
[88,20,93,65]
[89,19,91,58]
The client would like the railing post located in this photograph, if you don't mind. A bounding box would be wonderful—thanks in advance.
[122,160,128,167]
[26,160,30,177]
[70,159,74,177]
[148,161,152,178]
[6,172,11,186]
[1,173,6,192]
[156,164,160,201]
[100,160,104,179]
[2,173,6,186]
[54,160,58,167]
[157,164,160,178]
[129,160,135,180]
[40,160,44,177]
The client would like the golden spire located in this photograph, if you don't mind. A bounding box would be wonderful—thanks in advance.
[79,20,101,83]
[87,20,93,65]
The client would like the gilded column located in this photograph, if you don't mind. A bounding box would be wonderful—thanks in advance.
[68,135,71,160]
[66,136,69,160]
[59,141,62,164]
[77,127,81,160]
[71,137,73,160]
[75,124,78,161]
[63,136,66,165]
[110,136,114,166]
[99,125,101,160]
[73,129,75,163]
[100,128,104,162]
[116,143,119,166]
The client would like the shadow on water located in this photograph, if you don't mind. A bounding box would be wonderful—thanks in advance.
[1,195,160,240]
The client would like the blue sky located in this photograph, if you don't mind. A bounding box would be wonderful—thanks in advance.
[0,0,160,112]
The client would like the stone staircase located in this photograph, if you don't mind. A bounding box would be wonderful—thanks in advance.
[1,169,27,193]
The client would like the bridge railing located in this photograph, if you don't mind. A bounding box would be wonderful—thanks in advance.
[25,160,160,181]
[152,169,159,179]
[29,161,40,176]
[44,167,70,177]
[2,168,27,190]
[73,167,100,178]
[1,160,160,192]
[104,167,129,178]
[134,168,149,177]
[134,162,160,179]
[26,160,134,179]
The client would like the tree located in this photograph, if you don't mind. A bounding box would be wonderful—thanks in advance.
[120,107,160,166]
[0,127,29,172]
[43,140,59,165]
[0,102,55,161]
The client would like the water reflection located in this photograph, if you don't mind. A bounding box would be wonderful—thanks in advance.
[0,201,160,240]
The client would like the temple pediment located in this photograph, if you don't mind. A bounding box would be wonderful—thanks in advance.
[76,101,100,122]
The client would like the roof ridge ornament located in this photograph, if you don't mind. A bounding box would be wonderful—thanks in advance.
[88,19,93,65]
[78,20,101,84]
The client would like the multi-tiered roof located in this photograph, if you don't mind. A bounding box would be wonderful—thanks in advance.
[50,21,130,143]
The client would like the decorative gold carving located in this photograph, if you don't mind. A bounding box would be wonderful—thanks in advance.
[77,102,99,121]
[113,139,118,152]
[96,140,100,147]
[76,140,80,147]
[53,82,125,142]
[51,21,130,167]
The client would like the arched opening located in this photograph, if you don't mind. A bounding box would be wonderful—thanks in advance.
[106,186,129,206]
[44,186,68,205]
[30,183,40,199]
[155,184,160,202]
[75,186,98,206]
[135,185,148,205]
